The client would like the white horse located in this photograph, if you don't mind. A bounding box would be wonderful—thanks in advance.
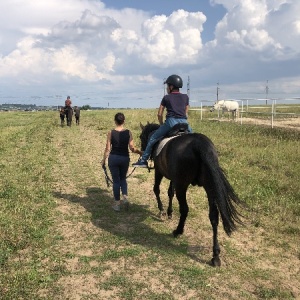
[210,100,239,120]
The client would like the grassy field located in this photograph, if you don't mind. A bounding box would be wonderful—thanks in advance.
[0,109,299,299]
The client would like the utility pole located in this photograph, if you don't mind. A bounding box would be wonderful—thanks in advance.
[265,80,269,105]
[187,76,190,98]
[217,82,220,102]
[163,78,166,95]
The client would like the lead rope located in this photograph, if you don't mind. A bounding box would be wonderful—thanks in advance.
[102,164,138,188]
[102,165,113,187]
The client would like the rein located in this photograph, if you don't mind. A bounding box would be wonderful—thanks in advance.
[102,164,137,188]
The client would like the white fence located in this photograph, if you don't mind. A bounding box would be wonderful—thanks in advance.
[190,98,300,128]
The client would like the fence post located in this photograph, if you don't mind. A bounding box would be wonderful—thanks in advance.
[271,99,274,128]
[200,102,203,120]
[240,100,244,125]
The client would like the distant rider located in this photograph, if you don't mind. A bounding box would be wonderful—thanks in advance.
[64,96,73,126]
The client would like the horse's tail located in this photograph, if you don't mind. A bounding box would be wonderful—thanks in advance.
[195,136,245,236]
[211,164,244,236]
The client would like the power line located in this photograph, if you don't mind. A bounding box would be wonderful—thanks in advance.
[265,80,269,105]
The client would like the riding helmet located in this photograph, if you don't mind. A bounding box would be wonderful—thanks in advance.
[164,74,183,88]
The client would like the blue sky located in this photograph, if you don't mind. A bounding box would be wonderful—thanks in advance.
[0,0,299,108]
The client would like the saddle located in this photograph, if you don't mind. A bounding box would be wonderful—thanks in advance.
[166,123,189,137]
[152,123,189,159]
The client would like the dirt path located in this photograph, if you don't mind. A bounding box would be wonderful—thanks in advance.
[215,116,300,131]
[50,125,173,299]
[240,116,300,131]
[51,125,106,298]
[50,125,215,299]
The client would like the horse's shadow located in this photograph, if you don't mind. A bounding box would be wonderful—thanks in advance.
[53,187,209,265]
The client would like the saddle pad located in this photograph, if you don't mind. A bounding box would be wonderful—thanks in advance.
[153,136,177,157]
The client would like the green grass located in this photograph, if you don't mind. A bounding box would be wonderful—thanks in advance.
[0,110,299,299]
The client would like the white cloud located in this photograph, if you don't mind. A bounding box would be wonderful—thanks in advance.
[0,0,299,107]
[214,0,274,49]
[266,1,300,50]
[295,21,300,33]
[137,10,205,66]
[51,46,104,81]
[213,0,299,54]
[0,6,207,82]
[101,52,116,72]
[0,37,44,78]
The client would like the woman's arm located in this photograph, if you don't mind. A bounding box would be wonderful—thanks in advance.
[101,131,111,165]
[128,131,142,155]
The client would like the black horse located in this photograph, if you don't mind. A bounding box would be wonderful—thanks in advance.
[139,123,245,266]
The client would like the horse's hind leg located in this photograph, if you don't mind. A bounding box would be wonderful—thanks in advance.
[153,171,165,217]
[173,186,189,237]
[232,110,235,121]
[207,194,221,267]
[167,181,174,219]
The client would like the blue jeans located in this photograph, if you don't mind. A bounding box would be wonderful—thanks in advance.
[108,154,129,201]
[141,118,192,161]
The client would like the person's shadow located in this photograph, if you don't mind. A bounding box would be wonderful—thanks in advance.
[53,187,209,264]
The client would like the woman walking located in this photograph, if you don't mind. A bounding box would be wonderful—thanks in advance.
[101,113,142,211]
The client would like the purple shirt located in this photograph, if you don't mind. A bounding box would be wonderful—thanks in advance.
[161,92,189,119]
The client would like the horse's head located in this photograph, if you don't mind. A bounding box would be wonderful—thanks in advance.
[139,122,160,151]
[210,102,218,112]
[210,100,225,112]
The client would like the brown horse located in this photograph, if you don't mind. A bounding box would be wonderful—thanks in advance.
[64,106,73,126]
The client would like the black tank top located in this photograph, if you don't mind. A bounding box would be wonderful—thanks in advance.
[110,129,130,156]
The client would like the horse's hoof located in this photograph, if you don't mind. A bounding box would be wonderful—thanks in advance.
[159,211,166,218]
[210,257,221,267]
[168,215,172,220]
[172,230,182,238]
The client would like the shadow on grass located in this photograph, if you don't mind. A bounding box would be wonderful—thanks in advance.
[53,187,211,266]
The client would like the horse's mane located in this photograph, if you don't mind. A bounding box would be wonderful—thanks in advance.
[144,123,160,135]
[140,123,160,150]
